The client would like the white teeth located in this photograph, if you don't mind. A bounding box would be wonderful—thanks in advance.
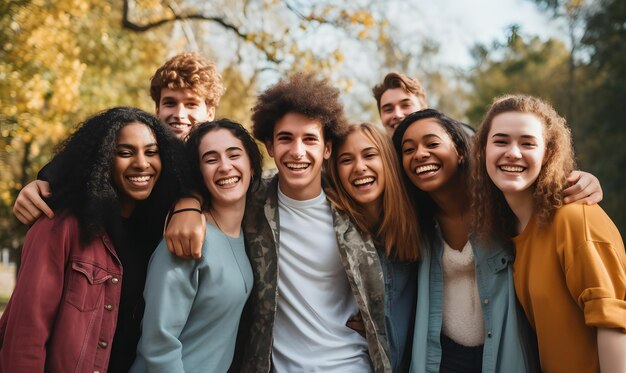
[128,176,150,182]
[500,165,524,172]
[286,162,309,169]
[217,177,239,186]
[170,123,190,129]
[353,177,375,186]
[415,164,440,174]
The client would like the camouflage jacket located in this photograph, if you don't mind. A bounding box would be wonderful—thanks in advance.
[239,175,391,373]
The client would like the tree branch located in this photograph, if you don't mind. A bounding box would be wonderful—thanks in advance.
[121,0,281,63]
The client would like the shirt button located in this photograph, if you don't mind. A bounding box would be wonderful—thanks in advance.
[111,277,119,285]
[98,341,108,348]
[487,331,492,338]
[483,298,489,304]
[104,304,113,311]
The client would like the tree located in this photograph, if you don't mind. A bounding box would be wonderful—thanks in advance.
[465,26,572,125]
[0,0,169,257]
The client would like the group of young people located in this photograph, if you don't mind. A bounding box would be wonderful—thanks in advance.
[1,52,624,373]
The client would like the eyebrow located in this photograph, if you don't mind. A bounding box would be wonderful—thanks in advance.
[117,143,158,149]
[491,133,538,139]
[201,146,243,159]
[381,98,413,109]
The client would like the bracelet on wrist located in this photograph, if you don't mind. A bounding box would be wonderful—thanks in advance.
[170,207,202,215]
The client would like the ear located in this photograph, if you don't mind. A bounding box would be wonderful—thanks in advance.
[457,154,464,165]
[155,105,160,116]
[323,140,332,160]
[206,106,216,121]
[265,140,275,158]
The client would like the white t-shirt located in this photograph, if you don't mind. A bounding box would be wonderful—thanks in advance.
[271,188,371,372]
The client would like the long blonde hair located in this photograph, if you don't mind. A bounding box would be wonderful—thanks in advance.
[471,95,575,242]
[326,123,421,261]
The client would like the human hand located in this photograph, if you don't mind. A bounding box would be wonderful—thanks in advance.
[13,180,53,225]
[563,170,603,205]
[164,198,206,259]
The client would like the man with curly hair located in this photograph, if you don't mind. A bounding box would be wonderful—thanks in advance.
[150,52,224,140]
[165,72,391,372]
[13,52,224,223]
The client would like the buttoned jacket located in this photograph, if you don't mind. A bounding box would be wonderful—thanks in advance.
[239,175,391,373]
[0,213,123,373]
[411,224,540,373]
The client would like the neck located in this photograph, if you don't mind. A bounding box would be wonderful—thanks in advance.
[278,176,322,201]
[206,198,246,237]
[504,190,535,235]
[363,199,382,230]
[430,174,468,219]
[120,198,135,218]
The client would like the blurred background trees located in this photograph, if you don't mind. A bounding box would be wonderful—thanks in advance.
[1,0,624,261]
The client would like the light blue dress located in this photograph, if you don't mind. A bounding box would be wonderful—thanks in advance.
[130,223,253,373]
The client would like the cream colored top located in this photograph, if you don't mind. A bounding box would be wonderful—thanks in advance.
[442,240,485,346]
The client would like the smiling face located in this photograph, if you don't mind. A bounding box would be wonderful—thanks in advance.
[336,131,386,212]
[156,87,215,140]
[265,112,331,200]
[485,112,546,200]
[112,122,162,217]
[400,118,461,193]
[380,88,424,136]
[198,128,252,208]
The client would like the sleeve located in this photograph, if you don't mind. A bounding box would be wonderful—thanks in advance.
[133,238,203,373]
[563,229,626,332]
[0,217,71,372]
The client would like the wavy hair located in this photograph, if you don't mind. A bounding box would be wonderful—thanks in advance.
[251,72,349,143]
[46,107,185,243]
[471,95,574,242]
[185,119,263,211]
[326,123,421,261]
[372,72,428,113]
[150,52,225,109]
[392,109,474,247]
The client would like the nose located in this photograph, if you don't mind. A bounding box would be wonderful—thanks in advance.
[173,103,188,119]
[218,157,233,173]
[290,139,305,159]
[414,145,429,160]
[355,157,367,173]
[505,144,522,159]
[392,106,404,120]
[133,153,150,170]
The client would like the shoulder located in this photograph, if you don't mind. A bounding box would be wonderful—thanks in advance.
[29,212,79,239]
[552,202,622,247]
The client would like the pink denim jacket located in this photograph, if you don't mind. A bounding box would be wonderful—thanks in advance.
[0,213,123,373]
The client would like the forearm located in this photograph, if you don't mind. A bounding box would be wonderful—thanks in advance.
[598,328,626,373]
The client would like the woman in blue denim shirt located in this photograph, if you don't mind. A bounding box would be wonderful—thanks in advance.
[392,109,539,373]
[326,122,422,372]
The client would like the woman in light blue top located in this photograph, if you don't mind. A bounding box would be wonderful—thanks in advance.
[131,119,263,372]
[392,109,539,373]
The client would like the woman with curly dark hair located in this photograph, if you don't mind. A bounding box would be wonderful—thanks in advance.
[0,107,185,373]
[471,95,626,373]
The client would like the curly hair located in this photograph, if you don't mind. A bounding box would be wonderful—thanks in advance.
[46,107,186,243]
[471,95,575,243]
[150,52,225,110]
[185,119,263,211]
[392,109,473,247]
[326,123,421,261]
[372,72,428,113]
[251,72,349,143]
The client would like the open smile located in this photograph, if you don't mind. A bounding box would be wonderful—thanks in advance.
[216,176,241,186]
[499,165,526,173]
[353,176,375,187]
[415,164,440,175]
